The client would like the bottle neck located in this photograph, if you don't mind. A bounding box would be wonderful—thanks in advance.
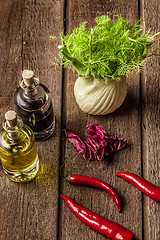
[20,75,39,99]
[24,88,38,99]
[3,117,23,140]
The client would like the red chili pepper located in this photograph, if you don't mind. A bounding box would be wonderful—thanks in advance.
[66,174,121,213]
[115,172,160,203]
[61,195,134,240]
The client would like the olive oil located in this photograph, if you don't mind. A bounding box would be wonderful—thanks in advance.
[0,110,39,182]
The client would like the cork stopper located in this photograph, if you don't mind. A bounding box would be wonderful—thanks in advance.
[22,70,34,86]
[5,110,17,128]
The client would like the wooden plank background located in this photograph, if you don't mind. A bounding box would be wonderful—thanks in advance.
[60,1,142,240]
[0,0,64,239]
[141,0,160,239]
[0,0,159,240]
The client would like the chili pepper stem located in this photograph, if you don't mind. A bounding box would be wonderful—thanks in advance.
[66,176,70,182]
[59,164,70,181]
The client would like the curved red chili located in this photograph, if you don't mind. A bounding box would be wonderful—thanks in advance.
[115,172,160,203]
[66,174,121,212]
[61,195,134,240]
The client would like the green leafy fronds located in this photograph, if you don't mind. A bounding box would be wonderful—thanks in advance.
[51,15,160,81]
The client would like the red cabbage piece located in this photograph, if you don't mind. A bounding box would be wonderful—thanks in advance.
[64,124,126,161]
[87,123,107,142]
[64,129,86,154]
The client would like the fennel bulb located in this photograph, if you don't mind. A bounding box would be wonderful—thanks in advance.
[51,15,160,115]
[74,76,127,115]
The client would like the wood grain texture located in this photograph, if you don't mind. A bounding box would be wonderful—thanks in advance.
[59,1,142,240]
[0,1,23,117]
[0,0,64,239]
[0,2,23,237]
[1,0,160,239]
[141,0,160,239]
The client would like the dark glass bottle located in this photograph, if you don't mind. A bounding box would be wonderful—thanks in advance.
[14,70,55,140]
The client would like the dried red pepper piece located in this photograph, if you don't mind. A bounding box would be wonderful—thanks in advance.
[115,172,160,203]
[61,195,134,240]
[66,174,121,212]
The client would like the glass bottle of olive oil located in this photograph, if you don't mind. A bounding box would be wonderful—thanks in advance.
[14,70,55,140]
[0,110,39,182]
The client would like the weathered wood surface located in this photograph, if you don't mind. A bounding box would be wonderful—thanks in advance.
[0,0,159,240]
[0,0,64,239]
[60,1,142,240]
[141,0,160,239]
